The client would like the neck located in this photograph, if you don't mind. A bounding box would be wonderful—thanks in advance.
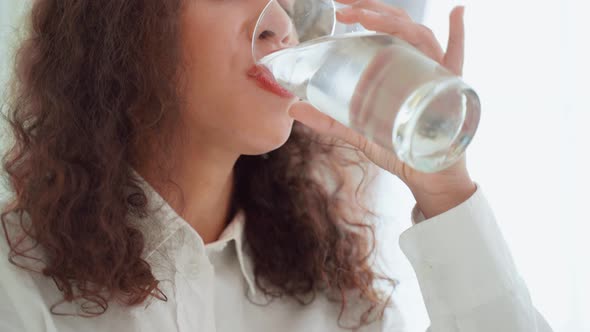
[135,136,239,244]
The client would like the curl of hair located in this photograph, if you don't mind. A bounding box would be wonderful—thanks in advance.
[1,0,396,328]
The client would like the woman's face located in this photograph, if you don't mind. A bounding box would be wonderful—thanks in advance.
[179,0,299,156]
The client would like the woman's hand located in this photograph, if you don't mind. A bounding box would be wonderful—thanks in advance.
[288,1,476,218]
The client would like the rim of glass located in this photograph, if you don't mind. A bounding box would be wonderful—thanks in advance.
[251,0,337,62]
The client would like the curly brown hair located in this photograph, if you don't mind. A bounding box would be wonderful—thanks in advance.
[1,0,396,328]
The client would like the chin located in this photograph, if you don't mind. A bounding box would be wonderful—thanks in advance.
[241,119,295,156]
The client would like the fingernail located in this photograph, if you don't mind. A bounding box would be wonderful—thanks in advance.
[336,7,355,16]
[360,8,384,18]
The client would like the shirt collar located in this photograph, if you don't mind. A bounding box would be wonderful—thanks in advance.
[129,170,257,296]
[213,210,257,296]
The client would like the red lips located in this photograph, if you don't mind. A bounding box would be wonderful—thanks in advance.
[247,65,295,99]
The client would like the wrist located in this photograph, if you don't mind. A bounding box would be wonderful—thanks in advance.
[411,179,476,220]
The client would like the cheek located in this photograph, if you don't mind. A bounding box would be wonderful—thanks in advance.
[226,93,297,154]
[180,8,297,154]
[183,80,297,155]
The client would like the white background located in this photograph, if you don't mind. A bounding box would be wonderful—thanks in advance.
[1,0,589,331]
[376,0,590,331]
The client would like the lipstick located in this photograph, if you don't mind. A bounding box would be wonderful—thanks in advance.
[247,65,295,99]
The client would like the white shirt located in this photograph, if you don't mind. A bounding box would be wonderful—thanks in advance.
[0,181,553,332]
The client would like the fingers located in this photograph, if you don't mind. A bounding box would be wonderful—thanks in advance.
[334,0,411,20]
[443,6,465,76]
[288,102,376,161]
[336,7,444,62]
[289,102,404,176]
[336,0,465,75]
[336,8,412,35]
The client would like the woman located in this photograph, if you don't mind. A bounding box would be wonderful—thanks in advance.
[0,0,552,331]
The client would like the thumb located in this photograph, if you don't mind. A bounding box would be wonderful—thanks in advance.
[288,102,338,134]
[288,102,403,176]
[288,102,361,146]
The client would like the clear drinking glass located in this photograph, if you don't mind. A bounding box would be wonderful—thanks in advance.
[252,0,480,173]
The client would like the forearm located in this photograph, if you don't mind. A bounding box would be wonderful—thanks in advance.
[398,186,554,332]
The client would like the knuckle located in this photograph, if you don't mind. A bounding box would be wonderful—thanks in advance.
[396,8,410,18]
[357,135,369,153]
[387,5,410,19]
[418,24,435,40]
[364,0,386,9]
[351,0,369,8]
[327,117,338,131]
[386,156,397,174]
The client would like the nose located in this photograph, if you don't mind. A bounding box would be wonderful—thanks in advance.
[252,0,299,61]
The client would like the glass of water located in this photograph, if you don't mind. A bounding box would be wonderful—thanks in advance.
[252,0,480,173]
